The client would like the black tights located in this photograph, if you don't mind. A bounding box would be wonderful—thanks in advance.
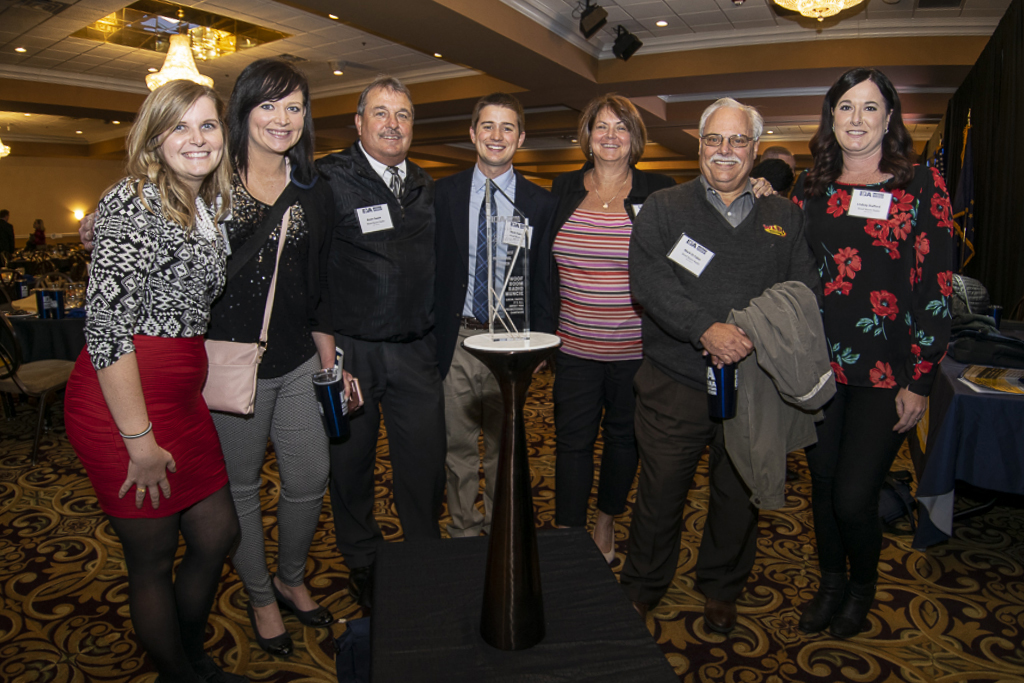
[805,384,905,584]
[108,487,239,683]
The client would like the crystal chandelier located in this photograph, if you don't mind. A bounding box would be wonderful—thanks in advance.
[773,0,864,21]
[146,32,214,91]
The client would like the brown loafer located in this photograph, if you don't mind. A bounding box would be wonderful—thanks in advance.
[703,598,737,634]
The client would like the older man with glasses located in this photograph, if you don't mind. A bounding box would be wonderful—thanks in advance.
[621,98,820,633]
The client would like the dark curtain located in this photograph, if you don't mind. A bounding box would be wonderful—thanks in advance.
[943,0,1024,312]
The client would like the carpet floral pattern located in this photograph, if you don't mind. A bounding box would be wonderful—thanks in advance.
[2,370,1024,682]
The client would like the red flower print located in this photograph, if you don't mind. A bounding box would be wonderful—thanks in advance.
[890,189,914,214]
[830,361,848,385]
[827,190,850,217]
[913,359,934,381]
[937,271,953,297]
[930,191,951,221]
[870,290,899,320]
[824,278,852,297]
[890,213,912,241]
[911,344,921,357]
[864,220,886,239]
[833,247,862,280]
[869,361,897,388]
[909,266,923,287]
[914,233,930,264]
[872,237,901,259]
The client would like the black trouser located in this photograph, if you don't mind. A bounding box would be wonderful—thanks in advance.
[328,334,447,569]
[620,360,759,607]
[553,351,642,527]
[805,383,904,584]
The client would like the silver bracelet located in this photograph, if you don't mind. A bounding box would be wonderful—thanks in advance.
[120,422,153,440]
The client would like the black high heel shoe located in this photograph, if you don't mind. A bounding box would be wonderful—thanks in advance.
[245,602,293,657]
[272,577,334,627]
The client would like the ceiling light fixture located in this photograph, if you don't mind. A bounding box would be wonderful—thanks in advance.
[433,52,443,58]
[15,47,27,53]
[656,20,668,27]
[146,10,213,91]
[612,25,642,61]
[328,13,339,19]
[773,0,864,21]
[0,135,9,159]
[328,60,343,76]
[578,1,608,39]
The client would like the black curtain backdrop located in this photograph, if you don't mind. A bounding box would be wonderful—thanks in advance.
[943,0,1024,312]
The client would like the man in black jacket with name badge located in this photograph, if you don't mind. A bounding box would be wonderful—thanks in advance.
[318,76,446,607]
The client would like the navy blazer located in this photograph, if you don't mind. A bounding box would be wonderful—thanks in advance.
[434,166,559,378]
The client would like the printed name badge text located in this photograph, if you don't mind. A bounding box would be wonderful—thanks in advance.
[502,220,532,248]
[356,204,394,233]
[848,189,892,220]
[668,233,715,277]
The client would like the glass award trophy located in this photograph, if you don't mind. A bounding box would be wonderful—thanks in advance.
[482,178,530,341]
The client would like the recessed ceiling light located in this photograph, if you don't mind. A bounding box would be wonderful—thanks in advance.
[148,67,158,72]
[433,52,443,58]
[333,69,343,75]
[328,13,339,19]
[766,130,774,134]
[655,20,668,27]
[112,120,121,125]
[76,130,83,134]
[24,113,31,117]
[15,47,27,53]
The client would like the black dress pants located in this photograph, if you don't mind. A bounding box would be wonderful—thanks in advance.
[620,360,759,607]
[328,334,447,569]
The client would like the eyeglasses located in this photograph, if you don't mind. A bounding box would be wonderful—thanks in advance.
[700,134,754,148]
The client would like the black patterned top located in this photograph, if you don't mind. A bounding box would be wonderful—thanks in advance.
[85,178,227,370]
[792,165,954,394]
[205,174,316,379]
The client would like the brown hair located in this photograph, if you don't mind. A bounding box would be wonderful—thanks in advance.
[124,80,232,230]
[577,94,647,166]
[471,92,525,133]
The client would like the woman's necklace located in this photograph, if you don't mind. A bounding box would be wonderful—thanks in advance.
[194,196,219,244]
[589,170,630,209]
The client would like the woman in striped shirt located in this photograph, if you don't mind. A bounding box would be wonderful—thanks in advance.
[541,95,674,563]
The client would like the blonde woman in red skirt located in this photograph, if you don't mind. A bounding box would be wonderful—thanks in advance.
[64,80,246,683]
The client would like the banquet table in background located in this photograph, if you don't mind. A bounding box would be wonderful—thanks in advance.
[8,315,86,363]
[911,353,1024,548]
[371,528,677,682]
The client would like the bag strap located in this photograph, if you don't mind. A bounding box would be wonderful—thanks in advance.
[257,211,290,345]
[226,180,300,282]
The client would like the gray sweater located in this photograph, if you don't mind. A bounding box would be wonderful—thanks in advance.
[628,178,821,391]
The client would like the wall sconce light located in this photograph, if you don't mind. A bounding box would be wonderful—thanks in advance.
[73,210,85,221]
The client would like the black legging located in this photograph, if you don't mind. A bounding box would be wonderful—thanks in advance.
[805,384,905,585]
[107,486,239,683]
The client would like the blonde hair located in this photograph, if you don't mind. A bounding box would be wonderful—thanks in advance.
[125,80,232,231]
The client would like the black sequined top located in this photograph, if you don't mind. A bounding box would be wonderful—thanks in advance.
[207,174,317,379]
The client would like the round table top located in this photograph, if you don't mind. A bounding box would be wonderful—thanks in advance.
[463,331,561,353]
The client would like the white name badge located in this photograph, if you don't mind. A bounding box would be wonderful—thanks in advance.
[356,204,394,233]
[848,189,892,220]
[668,233,715,277]
[502,221,532,248]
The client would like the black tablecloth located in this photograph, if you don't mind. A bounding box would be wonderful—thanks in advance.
[372,529,677,683]
[9,316,86,362]
[911,357,1024,548]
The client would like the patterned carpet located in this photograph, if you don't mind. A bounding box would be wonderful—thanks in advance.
[3,369,1024,682]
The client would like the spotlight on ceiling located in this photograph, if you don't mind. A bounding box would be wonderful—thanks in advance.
[579,1,608,39]
[612,25,642,61]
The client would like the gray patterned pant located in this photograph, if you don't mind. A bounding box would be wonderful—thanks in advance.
[211,353,330,607]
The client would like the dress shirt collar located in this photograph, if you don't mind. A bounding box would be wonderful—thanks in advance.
[358,141,407,183]
[472,164,516,200]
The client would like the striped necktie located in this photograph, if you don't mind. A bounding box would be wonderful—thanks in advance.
[386,166,403,197]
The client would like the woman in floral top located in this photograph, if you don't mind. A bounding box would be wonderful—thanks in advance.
[792,68,953,639]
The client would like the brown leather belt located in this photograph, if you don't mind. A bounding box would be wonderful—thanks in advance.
[459,315,488,330]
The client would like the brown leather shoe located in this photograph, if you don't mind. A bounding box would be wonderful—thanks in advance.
[703,598,737,634]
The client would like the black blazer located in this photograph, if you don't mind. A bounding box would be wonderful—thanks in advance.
[434,167,559,378]
[535,164,676,333]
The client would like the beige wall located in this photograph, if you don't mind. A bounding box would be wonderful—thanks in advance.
[0,157,125,245]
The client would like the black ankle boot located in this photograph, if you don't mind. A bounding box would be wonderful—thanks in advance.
[798,571,847,633]
[829,580,877,639]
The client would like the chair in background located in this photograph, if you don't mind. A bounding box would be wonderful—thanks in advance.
[0,314,76,463]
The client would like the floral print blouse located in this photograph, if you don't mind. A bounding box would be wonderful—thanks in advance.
[792,165,953,394]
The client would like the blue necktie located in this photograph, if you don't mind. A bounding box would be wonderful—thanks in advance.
[472,186,495,323]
